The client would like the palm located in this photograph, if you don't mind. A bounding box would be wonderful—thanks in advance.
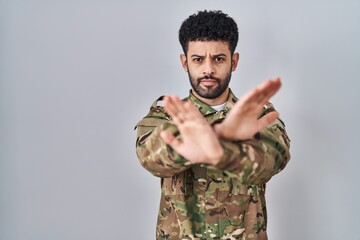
[160,96,223,165]
[216,78,281,140]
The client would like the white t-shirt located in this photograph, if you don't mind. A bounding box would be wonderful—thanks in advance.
[211,103,226,111]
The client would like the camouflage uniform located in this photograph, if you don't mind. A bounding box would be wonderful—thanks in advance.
[135,89,291,240]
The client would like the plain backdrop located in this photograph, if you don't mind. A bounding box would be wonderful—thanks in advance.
[1,0,360,239]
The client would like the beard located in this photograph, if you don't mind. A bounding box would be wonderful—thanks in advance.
[188,70,232,99]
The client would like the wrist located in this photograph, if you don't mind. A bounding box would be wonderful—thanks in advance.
[213,123,224,139]
[207,146,224,165]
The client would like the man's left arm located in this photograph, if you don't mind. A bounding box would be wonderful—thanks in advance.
[213,116,291,185]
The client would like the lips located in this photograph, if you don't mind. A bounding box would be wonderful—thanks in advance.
[200,78,218,87]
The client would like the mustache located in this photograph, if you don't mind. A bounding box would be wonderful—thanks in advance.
[196,76,221,85]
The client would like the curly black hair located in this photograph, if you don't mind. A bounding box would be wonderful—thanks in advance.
[179,10,238,55]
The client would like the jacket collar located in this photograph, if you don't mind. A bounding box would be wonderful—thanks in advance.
[185,89,238,116]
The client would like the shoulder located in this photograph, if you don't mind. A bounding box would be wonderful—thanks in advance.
[135,96,170,129]
[259,102,275,117]
[259,102,287,127]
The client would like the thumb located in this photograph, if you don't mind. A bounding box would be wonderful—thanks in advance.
[257,111,279,130]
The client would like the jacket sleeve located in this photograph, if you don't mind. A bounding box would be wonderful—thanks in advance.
[213,108,291,185]
[135,100,192,178]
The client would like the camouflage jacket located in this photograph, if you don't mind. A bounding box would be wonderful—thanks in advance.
[135,90,291,240]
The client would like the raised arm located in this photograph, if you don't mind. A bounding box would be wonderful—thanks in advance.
[213,116,291,185]
[160,96,224,165]
[214,78,290,184]
[135,98,193,178]
[214,78,281,140]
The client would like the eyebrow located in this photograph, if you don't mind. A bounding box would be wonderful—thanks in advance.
[213,54,227,58]
[190,53,228,58]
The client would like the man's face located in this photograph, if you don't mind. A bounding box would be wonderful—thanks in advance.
[180,41,239,100]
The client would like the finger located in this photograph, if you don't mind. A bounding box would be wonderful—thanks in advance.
[165,96,185,116]
[259,78,281,104]
[173,96,188,114]
[163,96,173,114]
[254,79,278,102]
[160,131,182,150]
[236,80,272,105]
[171,97,191,124]
[245,78,281,105]
[257,111,279,130]
[164,96,188,119]
[183,101,203,119]
[172,114,185,126]
[164,96,181,118]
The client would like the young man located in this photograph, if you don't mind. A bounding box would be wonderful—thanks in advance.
[135,10,291,240]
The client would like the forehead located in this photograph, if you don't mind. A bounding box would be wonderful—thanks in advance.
[187,41,231,55]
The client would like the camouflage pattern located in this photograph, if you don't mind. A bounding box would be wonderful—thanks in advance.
[135,89,291,240]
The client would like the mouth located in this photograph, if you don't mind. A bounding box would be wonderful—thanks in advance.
[200,79,217,87]
[198,77,220,87]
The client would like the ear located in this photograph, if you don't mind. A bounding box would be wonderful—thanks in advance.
[231,52,240,71]
[180,54,188,72]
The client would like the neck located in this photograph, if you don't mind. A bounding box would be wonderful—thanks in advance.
[192,88,229,106]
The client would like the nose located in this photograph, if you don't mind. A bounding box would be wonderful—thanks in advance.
[202,59,215,76]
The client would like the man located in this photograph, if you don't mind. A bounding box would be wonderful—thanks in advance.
[135,10,290,240]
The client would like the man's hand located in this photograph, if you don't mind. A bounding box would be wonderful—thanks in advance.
[214,77,281,140]
[160,96,223,165]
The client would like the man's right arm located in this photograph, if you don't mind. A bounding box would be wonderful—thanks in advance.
[135,101,192,178]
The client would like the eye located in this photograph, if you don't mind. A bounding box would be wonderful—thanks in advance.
[214,57,225,62]
[193,57,202,62]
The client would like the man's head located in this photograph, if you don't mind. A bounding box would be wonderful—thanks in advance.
[179,10,240,103]
[179,10,238,55]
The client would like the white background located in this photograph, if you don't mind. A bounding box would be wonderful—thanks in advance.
[1,0,359,239]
